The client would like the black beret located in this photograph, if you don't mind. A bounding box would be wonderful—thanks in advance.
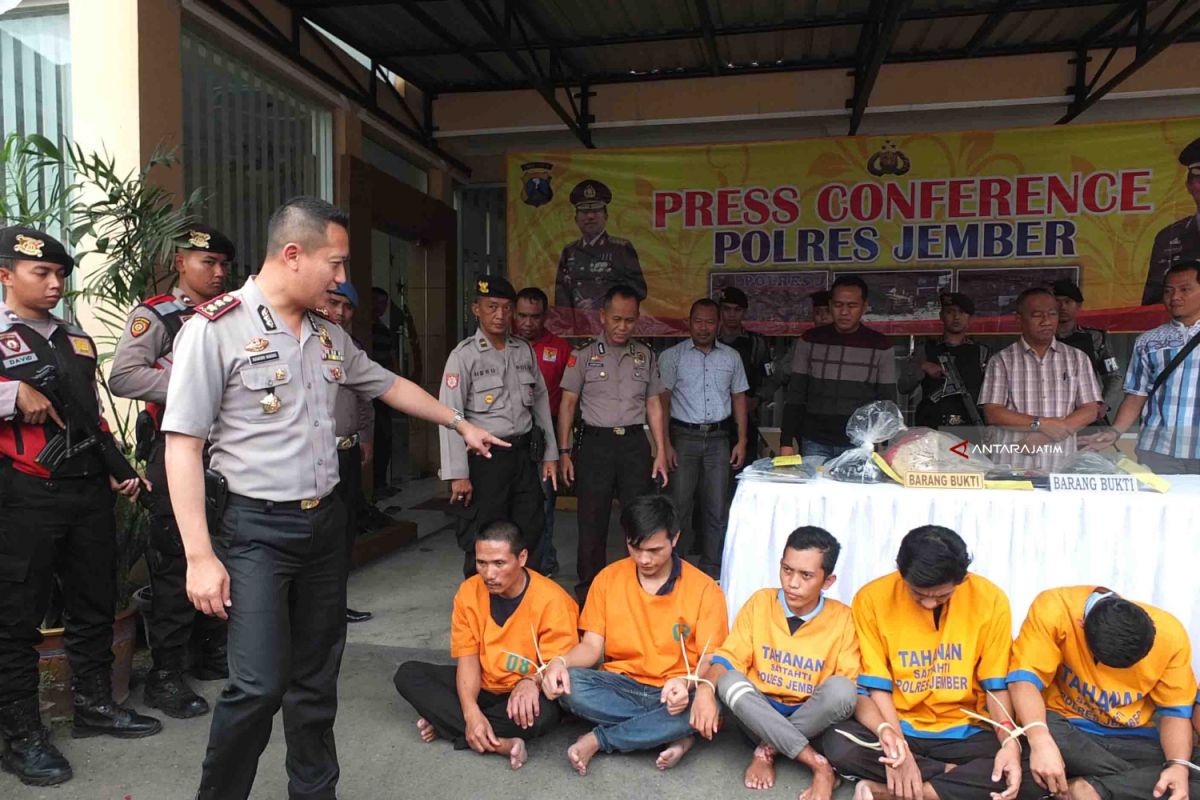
[1051,279,1084,303]
[1179,137,1200,177]
[941,292,976,315]
[0,225,74,275]
[474,274,516,301]
[569,179,612,210]
[717,286,749,308]
[178,224,236,259]
[810,290,832,308]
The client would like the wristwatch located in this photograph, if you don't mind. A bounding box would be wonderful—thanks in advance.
[558,448,572,455]
[443,409,464,431]
[1030,416,1041,431]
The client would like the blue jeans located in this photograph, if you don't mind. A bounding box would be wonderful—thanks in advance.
[801,439,852,465]
[559,669,695,753]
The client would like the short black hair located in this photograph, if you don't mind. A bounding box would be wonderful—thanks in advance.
[1165,259,1200,283]
[266,196,349,254]
[896,525,972,588]
[371,286,387,297]
[783,526,841,576]
[689,298,720,318]
[1015,286,1055,313]
[1084,596,1156,668]
[517,287,549,308]
[620,494,679,547]
[831,275,868,302]
[603,284,641,310]
[474,519,525,556]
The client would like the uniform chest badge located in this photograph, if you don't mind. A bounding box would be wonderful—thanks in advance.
[245,337,270,352]
[484,394,495,405]
[260,392,281,414]
[542,347,558,363]
[445,373,460,389]
[318,325,333,349]
[633,350,647,366]
[0,332,31,356]
[321,349,344,362]
[67,335,95,359]
[130,317,152,338]
[329,367,344,381]
[587,355,605,368]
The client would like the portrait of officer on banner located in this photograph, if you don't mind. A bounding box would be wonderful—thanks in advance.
[553,179,647,321]
[1141,136,1200,306]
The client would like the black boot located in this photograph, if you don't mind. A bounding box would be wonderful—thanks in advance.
[71,672,162,739]
[0,696,73,786]
[144,658,209,719]
[189,635,228,681]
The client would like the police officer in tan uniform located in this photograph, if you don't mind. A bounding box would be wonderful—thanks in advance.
[161,197,503,800]
[1142,138,1200,306]
[557,284,669,601]
[440,275,557,577]
[553,180,647,315]
[109,223,234,720]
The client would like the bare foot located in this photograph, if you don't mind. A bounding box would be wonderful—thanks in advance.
[1068,778,1103,800]
[416,718,437,743]
[798,760,840,800]
[744,744,776,789]
[568,732,600,776]
[655,735,696,770]
[853,780,880,800]
[505,738,528,770]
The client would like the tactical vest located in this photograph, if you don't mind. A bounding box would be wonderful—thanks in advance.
[915,340,988,429]
[0,320,105,478]
[139,293,194,428]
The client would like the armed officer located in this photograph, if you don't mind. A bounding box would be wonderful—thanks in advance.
[558,284,669,601]
[1141,137,1200,306]
[440,275,557,578]
[162,198,504,800]
[1052,280,1121,423]
[898,292,990,435]
[109,223,233,720]
[0,226,160,788]
[553,179,647,318]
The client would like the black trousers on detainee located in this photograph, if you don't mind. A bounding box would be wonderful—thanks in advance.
[393,661,560,747]
[196,491,348,800]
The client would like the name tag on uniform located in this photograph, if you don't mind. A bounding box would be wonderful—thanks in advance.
[67,335,95,359]
[3,353,37,369]
[250,352,280,364]
[587,355,604,368]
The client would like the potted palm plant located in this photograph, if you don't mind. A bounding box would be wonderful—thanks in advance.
[1,131,201,718]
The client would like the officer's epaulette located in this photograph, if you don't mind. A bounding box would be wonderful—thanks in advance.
[571,338,595,353]
[194,293,240,321]
[607,235,633,247]
[143,293,177,307]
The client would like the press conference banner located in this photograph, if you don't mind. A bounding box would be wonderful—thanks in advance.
[507,117,1199,336]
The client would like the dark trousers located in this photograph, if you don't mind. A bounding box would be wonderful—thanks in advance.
[372,401,392,488]
[1047,711,1200,800]
[821,721,1043,800]
[1136,448,1200,475]
[574,428,653,601]
[456,436,544,578]
[668,424,732,577]
[335,444,363,567]
[0,468,115,705]
[197,492,348,800]
[144,439,224,668]
[392,661,560,746]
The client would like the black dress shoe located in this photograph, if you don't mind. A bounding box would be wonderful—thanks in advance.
[346,608,373,623]
[71,673,163,739]
[145,669,210,719]
[0,697,72,786]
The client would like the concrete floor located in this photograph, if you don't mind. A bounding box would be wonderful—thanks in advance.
[6,505,855,800]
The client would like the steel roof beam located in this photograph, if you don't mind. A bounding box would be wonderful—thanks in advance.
[847,0,912,135]
[693,0,723,77]
[964,0,1021,55]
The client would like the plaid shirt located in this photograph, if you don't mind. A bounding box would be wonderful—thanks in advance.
[1124,318,1200,459]
[979,338,1102,471]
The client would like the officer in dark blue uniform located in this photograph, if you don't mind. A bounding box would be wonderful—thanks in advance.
[553,180,647,314]
[1142,138,1200,306]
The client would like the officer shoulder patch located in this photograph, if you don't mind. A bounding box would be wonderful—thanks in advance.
[194,293,240,321]
[130,316,152,338]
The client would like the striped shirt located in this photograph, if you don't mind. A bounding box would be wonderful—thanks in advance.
[1124,318,1200,459]
[659,339,749,424]
[979,338,1101,471]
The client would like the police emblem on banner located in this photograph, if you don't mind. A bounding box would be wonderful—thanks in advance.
[867,140,911,177]
[520,161,554,207]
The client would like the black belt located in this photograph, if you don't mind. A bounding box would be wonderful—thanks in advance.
[228,492,334,512]
[583,424,641,437]
[670,417,732,432]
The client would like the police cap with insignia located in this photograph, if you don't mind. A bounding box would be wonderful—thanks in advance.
[1180,137,1200,179]
[0,225,75,275]
[569,179,612,211]
[474,274,517,301]
[941,292,976,315]
[1051,279,1083,303]
[718,286,749,309]
[178,223,236,259]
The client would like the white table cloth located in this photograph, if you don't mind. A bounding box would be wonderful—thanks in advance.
[721,476,1200,675]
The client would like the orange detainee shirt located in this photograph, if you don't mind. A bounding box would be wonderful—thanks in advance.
[579,558,728,688]
[450,570,580,694]
[1008,586,1196,737]
[713,588,859,710]
[854,571,1013,739]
